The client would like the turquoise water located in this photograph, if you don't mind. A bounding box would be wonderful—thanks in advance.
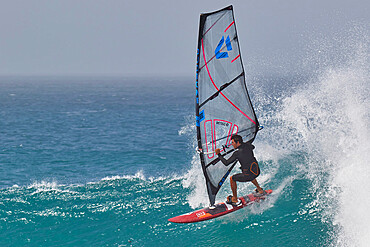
[0,61,369,247]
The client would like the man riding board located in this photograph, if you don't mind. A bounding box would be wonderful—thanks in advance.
[215,134,265,206]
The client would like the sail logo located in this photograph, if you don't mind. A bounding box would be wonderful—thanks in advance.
[196,110,205,127]
[215,36,232,59]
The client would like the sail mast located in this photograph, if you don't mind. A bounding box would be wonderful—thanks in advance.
[196,11,213,205]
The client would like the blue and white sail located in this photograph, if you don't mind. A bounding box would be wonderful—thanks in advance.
[195,5,260,206]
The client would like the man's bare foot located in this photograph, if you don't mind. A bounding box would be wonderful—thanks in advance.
[254,188,265,194]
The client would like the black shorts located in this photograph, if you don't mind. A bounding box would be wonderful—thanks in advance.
[232,162,260,182]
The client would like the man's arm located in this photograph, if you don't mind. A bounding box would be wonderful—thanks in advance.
[215,149,237,166]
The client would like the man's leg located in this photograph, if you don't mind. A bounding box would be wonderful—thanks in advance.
[251,179,264,193]
[230,176,238,202]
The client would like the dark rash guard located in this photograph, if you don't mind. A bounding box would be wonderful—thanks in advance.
[218,142,260,182]
[218,142,257,170]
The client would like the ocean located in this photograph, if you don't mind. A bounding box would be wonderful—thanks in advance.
[1,46,369,246]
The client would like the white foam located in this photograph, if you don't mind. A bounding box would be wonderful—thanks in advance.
[182,154,209,209]
[178,123,195,136]
[277,35,369,246]
[100,170,184,185]
[101,170,146,182]
[27,180,77,195]
[28,181,60,190]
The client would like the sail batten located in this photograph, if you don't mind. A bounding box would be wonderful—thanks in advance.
[199,72,244,108]
[195,5,259,206]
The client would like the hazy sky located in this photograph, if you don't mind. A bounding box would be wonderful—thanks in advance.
[0,0,368,77]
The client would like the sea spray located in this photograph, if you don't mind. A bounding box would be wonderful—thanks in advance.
[180,25,369,246]
[182,154,208,209]
[277,36,369,246]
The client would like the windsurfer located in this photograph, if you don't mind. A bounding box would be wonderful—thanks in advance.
[215,134,265,205]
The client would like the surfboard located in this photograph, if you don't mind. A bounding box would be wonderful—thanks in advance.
[168,189,272,223]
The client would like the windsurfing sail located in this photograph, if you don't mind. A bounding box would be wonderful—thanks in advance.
[195,5,260,206]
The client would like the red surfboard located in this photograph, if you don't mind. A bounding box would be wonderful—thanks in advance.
[168,189,272,223]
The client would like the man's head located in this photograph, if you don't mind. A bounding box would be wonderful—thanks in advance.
[230,134,243,149]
